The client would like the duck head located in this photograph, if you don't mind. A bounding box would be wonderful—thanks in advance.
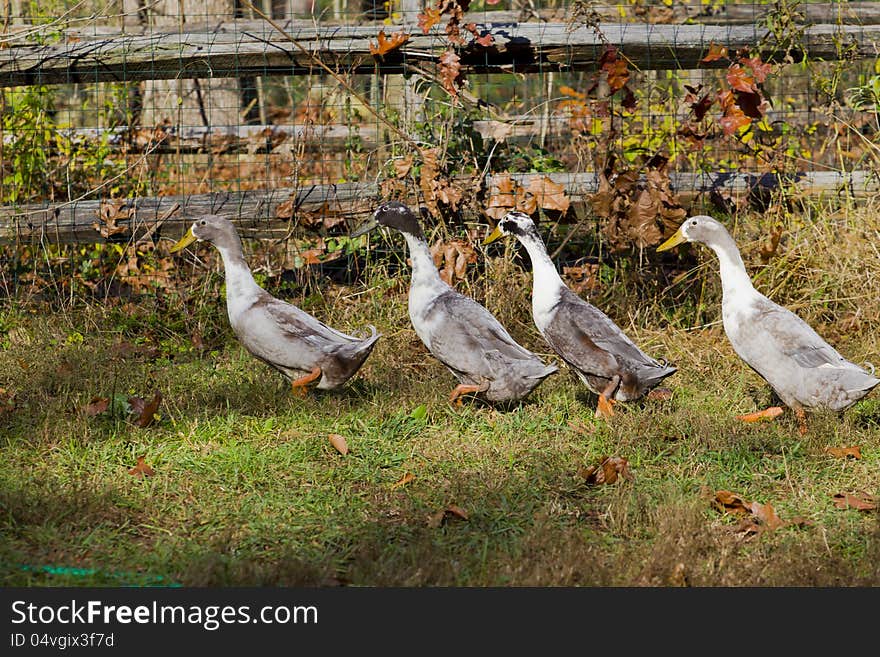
[351,201,425,240]
[482,211,537,245]
[657,215,729,251]
[170,215,240,252]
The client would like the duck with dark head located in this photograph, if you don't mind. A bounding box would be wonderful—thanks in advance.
[353,201,557,405]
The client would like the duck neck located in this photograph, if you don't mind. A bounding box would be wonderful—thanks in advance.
[402,231,444,289]
[517,230,565,296]
[215,237,261,301]
[707,231,756,300]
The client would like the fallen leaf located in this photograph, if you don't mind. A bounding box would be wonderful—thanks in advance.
[369,30,410,56]
[711,489,751,515]
[759,224,784,263]
[128,391,161,428]
[426,504,470,527]
[701,42,729,63]
[824,445,861,460]
[84,396,110,417]
[748,500,785,531]
[128,455,155,478]
[328,433,349,455]
[426,509,446,528]
[445,504,469,520]
[735,406,783,423]
[832,492,877,511]
[646,387,673,401]
[391,472,415,491]
[578,455,632,485]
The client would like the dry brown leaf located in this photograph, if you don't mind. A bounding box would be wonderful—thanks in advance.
[748,500,785,531]
[391,472,415,491]
[759,224,784,263]
[426,509,446,528]
[128,455,155,478]
[832,492,877,511]
[578,455,632,485]
[701,42,729,63]
[129,391,161,428]
[392,155,413,179]
[328,433,349,455]
[439,49,462,97]
[369,30,410,56]
[427,504,470,527]
[418,7,442,33]
[84,396,110,417]
[824,445,861,460]
[711,490,751,515]
[527,176,570,213]
[93,201,131,239]
[646,387,673,401]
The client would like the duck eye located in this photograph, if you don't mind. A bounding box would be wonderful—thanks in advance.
[691,220,697,226]
[200,220,206,225]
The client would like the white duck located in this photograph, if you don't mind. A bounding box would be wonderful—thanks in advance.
[658,214,879,434]
[170,215,380,394]
[352,202,557,405]
[484,211,676,417]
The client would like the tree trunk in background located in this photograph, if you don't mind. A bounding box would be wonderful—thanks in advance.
[141,0,241,130]
[272,0,313,17]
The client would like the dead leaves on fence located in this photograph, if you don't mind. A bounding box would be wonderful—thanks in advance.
[431,238,477,285]
[590,154,686,252]
[485,174,570,220]
[369,30,409,56]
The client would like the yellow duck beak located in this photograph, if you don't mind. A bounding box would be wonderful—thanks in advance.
[170,227,197,253]
[482,224,504,246]
[656,226,687,252]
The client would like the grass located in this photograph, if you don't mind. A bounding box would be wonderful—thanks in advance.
[1,205,879,587]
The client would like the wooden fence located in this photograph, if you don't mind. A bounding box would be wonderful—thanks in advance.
[1,3,879,245]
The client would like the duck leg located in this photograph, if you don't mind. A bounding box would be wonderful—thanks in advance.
[735,406,783,424]
[290,366,322,397]
[595,375,620,419]
[794,407,808,436]
[449,380,490,406]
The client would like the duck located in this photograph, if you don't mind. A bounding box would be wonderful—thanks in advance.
[483,211,677,418]
[352,201,557,405]
[170,215,380,394]
[657,214,879,434]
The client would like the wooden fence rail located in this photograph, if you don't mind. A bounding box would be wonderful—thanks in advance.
[1,20,879,87]
[3,170,877,245]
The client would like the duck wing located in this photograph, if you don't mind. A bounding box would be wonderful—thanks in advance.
[263,296,364,346]
[542,288,658,376]
[751,300,855,369]
[424,290,548,378]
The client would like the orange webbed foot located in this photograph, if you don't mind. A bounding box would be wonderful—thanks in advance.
[595,394,616,419]
[735,406,784,424]
[290,366,322,397]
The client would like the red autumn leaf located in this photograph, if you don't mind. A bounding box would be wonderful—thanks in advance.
[128,455,155,478]
[748,500,785,531]
[740,56,773,84]
[418,7,442,33]
[605,59,630,93]
[824,445,861,460]
[84,396,110,417]
[128,391,161,428]
[369,30,410,56]
[439,49,462,97]
[735,90,765,119]
[692,94,714,120]
[701,42,729,63]
[832,492,877,511]
[473,31,494,47]
[726,64,757,94]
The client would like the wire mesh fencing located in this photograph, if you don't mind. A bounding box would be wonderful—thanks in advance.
[1,0,878,302]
